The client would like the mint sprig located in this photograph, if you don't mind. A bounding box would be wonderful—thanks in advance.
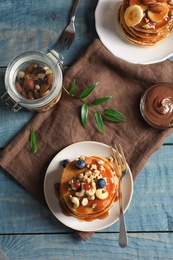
[63,80,126,134]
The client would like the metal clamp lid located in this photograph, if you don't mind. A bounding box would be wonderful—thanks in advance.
[1,92,21,112]
[47,49,66,69]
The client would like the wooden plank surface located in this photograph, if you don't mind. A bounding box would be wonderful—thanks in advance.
[0,145,173,235]
[0,0,98,66]
[0,233,173,260]
[0,0,173,259]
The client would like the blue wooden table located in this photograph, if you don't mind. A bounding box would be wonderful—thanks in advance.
[0,0,173,259]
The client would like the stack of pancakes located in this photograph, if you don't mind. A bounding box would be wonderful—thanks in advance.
[59,156,119,222]
[118,0,173,46]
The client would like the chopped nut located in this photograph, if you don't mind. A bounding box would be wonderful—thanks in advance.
[90,164,97,170]
[88,195,95,200]
[85,170,92,176]
[92,203,97,209]
[142,0,156,4]
[93,170,100,176]
[78,173,84,180]
[144,18,149,22]
[87,178,92,183]
[75,184,85,197]
[142,23,152,29]
[79,155,85,160]
[35,84,40,91]
[96,189,108,200]
[45,68,53,75]
[37,73,45,79]
[86,182,96,196]
[82,175,88,182]
[97,159,104,165]
[108,156,114,163]
[99,165,105,171]
[70,196,80,208]
[15,63,54,100]
[149,3,164,13]
[18,71,25,78]
[81,198,88,206]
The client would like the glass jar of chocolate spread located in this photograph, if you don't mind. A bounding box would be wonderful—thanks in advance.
[140,83,173,129]
[1,49,64,112]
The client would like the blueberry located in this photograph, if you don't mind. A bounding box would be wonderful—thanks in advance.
[62,159,70,168]
[75,159,86,170]
[97,178,106,189]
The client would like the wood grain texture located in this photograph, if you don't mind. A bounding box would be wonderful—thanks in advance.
[0,0,173,258]
[0,146,173,234]
[0,0,98,66]
[0,233,173,260]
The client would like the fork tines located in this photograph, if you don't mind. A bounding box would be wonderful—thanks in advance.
[110,144,126,174]
[115,144,126,166]
[60,31,74,50]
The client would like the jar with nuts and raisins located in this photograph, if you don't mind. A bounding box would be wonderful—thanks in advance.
[1,49,64,112]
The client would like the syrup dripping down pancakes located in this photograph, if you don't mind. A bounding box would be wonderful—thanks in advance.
[58,156,119,222]
[118,0,173,46]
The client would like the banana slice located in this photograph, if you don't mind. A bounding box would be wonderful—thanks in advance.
[124,5,144,27]
[148,3,169,22]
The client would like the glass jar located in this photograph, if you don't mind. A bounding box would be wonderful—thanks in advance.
[1,49,64,112]
[140,83,173,129]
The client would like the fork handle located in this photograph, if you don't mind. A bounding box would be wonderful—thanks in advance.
[71,0,80,22]
[119,209,128,248]
[119,179,128,248]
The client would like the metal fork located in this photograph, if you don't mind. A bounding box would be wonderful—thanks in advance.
[60,0,80,50]
[111,144,128,248]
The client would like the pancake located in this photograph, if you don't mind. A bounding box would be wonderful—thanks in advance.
[59,155,119,222]
[118,0,173,46]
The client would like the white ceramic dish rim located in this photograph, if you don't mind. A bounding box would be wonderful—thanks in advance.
[95,0,173,64]
[44,141,133,232]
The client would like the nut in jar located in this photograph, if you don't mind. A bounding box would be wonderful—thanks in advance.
[1,49,64,112]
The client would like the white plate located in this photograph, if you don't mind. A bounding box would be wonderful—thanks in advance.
[44,141,133,232]
[95,0,173,64]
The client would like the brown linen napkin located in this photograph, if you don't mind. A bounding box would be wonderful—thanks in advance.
[1,39,173,241]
